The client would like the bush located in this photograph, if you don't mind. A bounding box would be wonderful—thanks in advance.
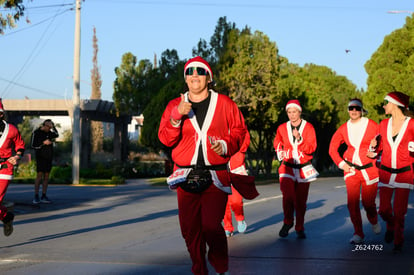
[111,176,125,185]
[15,161,37,178]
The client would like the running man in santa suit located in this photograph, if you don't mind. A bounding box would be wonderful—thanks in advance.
[0,99,25,237]
[273,99,318,239]
[370,91,414,253]
[329,98,381,245]
[158,56,246,275]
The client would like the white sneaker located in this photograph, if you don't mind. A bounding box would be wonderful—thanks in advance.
[372,223,382,234]
[349,234,364,244]
[237,220,247,233]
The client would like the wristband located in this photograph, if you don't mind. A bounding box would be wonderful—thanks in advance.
[170,106,183,121]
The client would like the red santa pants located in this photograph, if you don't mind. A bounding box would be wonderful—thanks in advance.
[345,172,378,238]
[279,177,310,232]
[379,187,410,246]
[177,184,228,275]
[223,186,244,232]
[0,178,10,220]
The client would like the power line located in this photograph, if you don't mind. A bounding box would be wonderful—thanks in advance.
[1,8,72,36]
[0,76,65,98]
[1,4,72,98]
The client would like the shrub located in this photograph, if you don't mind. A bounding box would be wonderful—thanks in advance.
[15,161,37,178]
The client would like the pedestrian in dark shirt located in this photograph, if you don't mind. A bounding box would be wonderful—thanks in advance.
[31,119,59,204]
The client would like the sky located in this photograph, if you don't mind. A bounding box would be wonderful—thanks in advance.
[0,0,412,102]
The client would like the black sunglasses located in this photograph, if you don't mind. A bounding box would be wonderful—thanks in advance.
[348,106,362,111]
[383,100,389,105]
[185,67,208,76]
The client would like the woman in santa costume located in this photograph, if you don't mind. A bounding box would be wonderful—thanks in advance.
[329,98,381,244]
[223,130,250,237]
[0,99,25,237]
[273,99,318,239]
[370,91,414,253]
[158,56,246,275]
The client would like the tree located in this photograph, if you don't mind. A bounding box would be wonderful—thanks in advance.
[220,29,282,175]
[0,0,26,34]
[113,53,164,116]
[364,15,414,122]
[140,54,185,151]
[90,26,103,153]
[192,16,237,81]
[17,115,35,148]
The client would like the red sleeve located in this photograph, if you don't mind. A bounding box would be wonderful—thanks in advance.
[329,125,346,166]
[158,97,182,147]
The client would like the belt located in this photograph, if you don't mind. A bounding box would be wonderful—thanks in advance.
[344,160,373,170]
[0,163,8,170]
[176,164,228,171]
[282,161,311,169]
[380,164,411,174]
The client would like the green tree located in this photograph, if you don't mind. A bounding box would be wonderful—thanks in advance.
[220,29,282,175]
[364,15,414,122]
[192,16,237,81]
[0,0,26,35]
[113,53,152,115]
[17,115,35,148]
[140,53,185,151]
[90,26,103,153]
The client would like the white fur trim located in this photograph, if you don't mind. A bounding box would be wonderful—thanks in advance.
[385,95,405,108]
[285,103,302,112]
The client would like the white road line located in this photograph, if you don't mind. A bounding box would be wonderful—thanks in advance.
[335,185,346,189]
[244,195,282,206]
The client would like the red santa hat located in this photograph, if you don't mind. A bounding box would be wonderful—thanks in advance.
[285,99,302,112]
[184,56,213,81]
[385,91,410,110]
[0,98,4,113]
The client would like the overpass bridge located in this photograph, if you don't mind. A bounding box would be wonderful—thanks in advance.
[3,99,131,168]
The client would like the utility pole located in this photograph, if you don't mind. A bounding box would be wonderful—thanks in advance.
[72,0,81,184]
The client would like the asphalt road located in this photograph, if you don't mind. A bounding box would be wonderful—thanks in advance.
[0,177,413,275]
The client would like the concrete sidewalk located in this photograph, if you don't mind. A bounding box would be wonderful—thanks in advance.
[0,177,413,275]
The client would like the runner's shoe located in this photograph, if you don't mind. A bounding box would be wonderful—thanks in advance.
[2,212,14,237]
[33,194,40,204]
[40,195,52,204]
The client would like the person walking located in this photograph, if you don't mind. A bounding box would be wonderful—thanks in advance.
[273,99,318,239]
[223,131,250,238]
[158,56,246,275]
[329,98,381,244]
[0,99,25,236]
[370,91,414,253]
[31,119,59,204]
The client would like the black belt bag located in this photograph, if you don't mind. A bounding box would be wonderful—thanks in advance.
[180,169,213,193]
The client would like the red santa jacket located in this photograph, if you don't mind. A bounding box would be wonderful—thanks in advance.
[158,90,246,193]
[329,117,379,185]
[376,117,414,189]
[273,119,317,182]
[0,121,25,180]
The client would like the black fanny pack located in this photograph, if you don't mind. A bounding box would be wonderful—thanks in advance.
[180,169,213,193]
